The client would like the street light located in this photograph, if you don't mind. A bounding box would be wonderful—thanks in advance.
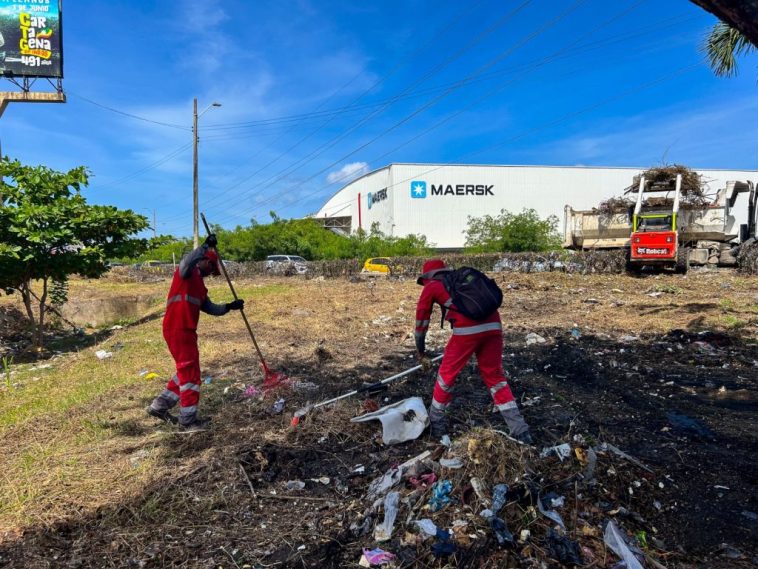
[193,98,222,247]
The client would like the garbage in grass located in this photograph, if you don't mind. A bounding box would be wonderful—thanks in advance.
[285,480,305,491]
[545,528,583,566]
[439,457,463,469]
[351,397,428,445]
[525,332,546,345]
[272,398,286,414]
[413,519,438,538]
[240,384,262,399]
[203,376,212,384]
[428,480,453,512]
[374,491,400,542]
[538,493,566,529]
[540,443,571,461]
[95,350,113,360]
[139,370,159,380]
[359,548,395,567]
[604,520,644,569]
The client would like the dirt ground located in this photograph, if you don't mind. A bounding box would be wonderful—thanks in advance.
[0,269,756,568]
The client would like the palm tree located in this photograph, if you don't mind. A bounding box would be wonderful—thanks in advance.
[701,22,756,78]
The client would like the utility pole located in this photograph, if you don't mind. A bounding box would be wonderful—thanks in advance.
[153,209,157,239]
[192,98,199,248]
[192,98,221,248]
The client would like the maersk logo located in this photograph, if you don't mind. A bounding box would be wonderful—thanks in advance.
[411,180,494,198]
[410,181,427,199]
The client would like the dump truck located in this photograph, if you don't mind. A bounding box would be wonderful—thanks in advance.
[563,176,756,273]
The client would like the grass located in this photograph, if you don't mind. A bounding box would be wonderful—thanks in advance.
[0,271,756,541]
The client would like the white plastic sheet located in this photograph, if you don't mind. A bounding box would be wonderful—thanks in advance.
[351,397,429,445]
[604,520,644,569]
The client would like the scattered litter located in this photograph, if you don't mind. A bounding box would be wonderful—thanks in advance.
[546,529,583,566]
[428,480,453,512]
[620,335,639,343]
[310,476,330,485]
[647,291,663,298]
[522,396,542,407]
[571,326,581,340]
[240,385,262,399]
[95,350,113,360]
[203,376,212,385]
[741,510,758,521]
[272,398,286,414]
[413,519,438,538]
[667,411,715,438]
[110,325,123,330]
[439,457,463,469]
[491,484,508,514]
[139,370,159,380]
[359,548,395,567]
[540,443,571,461]
[470,477,490,507]
[601,443,654,473]
[367,451,431,500]
[490,515,514,546]
[409,473,436,489]
[538,493,566,530]
[351,397,428,445]
[604,520,644,569]
[430,529,457,557]
[439,435,452,447]
[374,491,400,542]
[526,332,546,345]
[519,529,531,543]
[293,380,318,391]
[285,480,305,491]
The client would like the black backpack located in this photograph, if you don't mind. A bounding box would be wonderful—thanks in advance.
[441,267,503,321]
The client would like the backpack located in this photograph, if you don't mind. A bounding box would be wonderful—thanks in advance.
[441,267,503,321]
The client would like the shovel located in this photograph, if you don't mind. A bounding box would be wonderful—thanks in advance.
[201,213,288,389]
[291,354,443,425]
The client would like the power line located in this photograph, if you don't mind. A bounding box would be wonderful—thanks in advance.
[68,92,191,130]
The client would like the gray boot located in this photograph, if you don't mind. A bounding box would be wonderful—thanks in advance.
[429,406,449,438]
[500,407,533,444]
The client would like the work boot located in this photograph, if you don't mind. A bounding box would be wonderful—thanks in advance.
[500,407,532,445]
[180,416,212,432]
[429,406,449,439]
[146,405,178,425]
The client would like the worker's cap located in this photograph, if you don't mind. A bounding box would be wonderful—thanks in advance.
[203,249,221,276]
[417,258,451,285]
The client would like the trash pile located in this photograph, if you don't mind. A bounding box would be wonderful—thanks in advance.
[344,427,670,567]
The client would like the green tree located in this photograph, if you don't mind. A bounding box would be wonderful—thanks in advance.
[702,22,756,78]
[464,208,561,253]
[0,158,149,349]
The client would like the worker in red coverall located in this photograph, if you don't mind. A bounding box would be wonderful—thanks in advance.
[414,259,532,443]
[147,234,244,430]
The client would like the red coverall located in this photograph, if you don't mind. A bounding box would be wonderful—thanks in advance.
[150,245,228,425]
[415,279,518,414]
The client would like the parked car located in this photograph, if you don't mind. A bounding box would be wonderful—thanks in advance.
[362,257,394,275]
[264,255,309,275]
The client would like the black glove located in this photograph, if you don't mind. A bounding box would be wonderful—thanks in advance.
[204,233,218,248]
[226,299,244,311]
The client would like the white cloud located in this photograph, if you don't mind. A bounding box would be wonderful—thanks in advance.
[326,162,369,184]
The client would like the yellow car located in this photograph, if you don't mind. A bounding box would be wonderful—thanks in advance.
[362,257,393,275]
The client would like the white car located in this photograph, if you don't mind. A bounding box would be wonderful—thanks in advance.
[264,255,309,275]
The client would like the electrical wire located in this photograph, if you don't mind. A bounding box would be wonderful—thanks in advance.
[68,92,191,130]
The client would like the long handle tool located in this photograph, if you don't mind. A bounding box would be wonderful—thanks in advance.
[201,213,287,389]
[291,354,443,425]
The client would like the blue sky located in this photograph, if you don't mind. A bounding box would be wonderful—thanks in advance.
[3,0,757,238]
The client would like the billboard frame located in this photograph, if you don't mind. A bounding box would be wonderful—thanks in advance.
[0,0,64,79]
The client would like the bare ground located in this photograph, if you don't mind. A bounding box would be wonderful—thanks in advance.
[0,270,756,568]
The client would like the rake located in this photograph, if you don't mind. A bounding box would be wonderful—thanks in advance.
[201,213,287,389]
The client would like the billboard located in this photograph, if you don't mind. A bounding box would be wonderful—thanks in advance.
[0,0,62,78]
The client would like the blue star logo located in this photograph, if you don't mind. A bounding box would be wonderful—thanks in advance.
[410,181,426,199]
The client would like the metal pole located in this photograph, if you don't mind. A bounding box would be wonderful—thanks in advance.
[192,97,199,248]
[152,209,157,239]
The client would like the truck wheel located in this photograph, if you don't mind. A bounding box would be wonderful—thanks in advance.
[675,247,690,274]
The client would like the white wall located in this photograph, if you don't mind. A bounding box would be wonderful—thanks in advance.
[315,164,757,249]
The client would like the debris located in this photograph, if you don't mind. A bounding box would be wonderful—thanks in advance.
[470,477,490,507]
[571,326,581,339]
[526,332,546,345]
[601,443,654,473]
[203,376,212,385]
[240,384,262,399]
[139,371,159,380]
[272,398,286,414]
[604,520,644,569]
[540,443,571,462]
[285,480,305,491]
[545,528,583,566]
[408,473,436,489]
[310,476,330,485]
[490,516,514,546]
[430,529,457,557]
[413,519,438,538]
[367,451,431,500]
[374,491,400,542]
[439,434,452,447]
[666,411,715,438]
[359,548,395,567]
[350,397,429,445]
[293,380,318,391]
[95,350,113,360]
[428,480,453,512]
[439,457,463,469]
[538,493,566,530]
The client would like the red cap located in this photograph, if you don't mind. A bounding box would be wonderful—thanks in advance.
[417,258,450,285]
[204,249,221,276]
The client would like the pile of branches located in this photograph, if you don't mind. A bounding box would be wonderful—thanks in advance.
[596,196,635,215]
[737,239,758,274]
[628,165,710,208]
